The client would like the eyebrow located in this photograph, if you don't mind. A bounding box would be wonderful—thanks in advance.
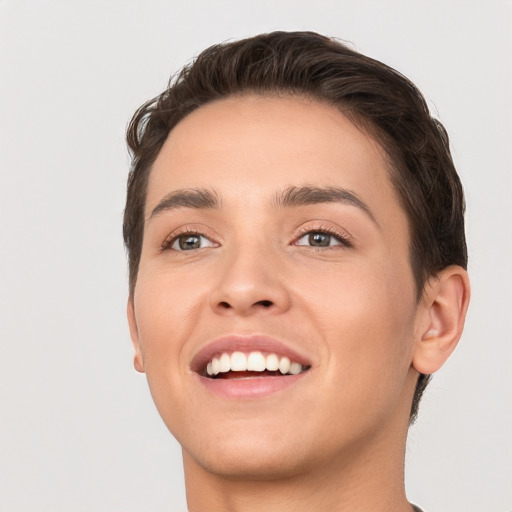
[148,188,221,221]
[148,185,378,227]
[273,185,379,227]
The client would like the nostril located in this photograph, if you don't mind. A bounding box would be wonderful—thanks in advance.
[257,300,273,307]
[215,299,275,312]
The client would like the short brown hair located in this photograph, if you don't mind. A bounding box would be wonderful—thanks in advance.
[123,31,467,423]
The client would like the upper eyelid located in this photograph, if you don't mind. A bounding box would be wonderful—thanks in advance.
[293,224,352,245]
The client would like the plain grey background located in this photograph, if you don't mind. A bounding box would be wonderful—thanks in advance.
[1,1,511,511]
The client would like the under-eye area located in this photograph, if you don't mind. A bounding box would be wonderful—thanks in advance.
[202,351,311,379]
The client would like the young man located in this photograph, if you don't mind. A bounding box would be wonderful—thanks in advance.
[123,31,470,512]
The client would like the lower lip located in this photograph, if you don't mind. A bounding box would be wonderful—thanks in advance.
[197,372,308,399]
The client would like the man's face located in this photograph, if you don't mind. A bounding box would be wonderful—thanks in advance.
[128,95,423,478]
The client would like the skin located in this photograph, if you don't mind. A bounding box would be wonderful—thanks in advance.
[128,95,470,511]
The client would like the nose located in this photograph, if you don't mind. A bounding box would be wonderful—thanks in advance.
[209,244,291,317]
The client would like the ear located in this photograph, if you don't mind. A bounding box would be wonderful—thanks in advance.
[413,266,470,375]
[127,299,145,373]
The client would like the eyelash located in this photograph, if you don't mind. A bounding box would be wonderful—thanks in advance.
[161,225,352,252]
[293,225,352,249]
[161,228,216,252]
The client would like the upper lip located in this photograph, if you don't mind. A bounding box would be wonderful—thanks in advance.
[190,334,313,374]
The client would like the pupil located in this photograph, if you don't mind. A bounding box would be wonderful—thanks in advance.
[179,235,201,250]
[309,232,330,247]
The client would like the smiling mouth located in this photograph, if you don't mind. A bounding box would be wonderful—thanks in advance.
[202,351,311,379]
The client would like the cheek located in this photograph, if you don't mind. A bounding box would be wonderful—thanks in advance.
[132,267,207,434]
[295,257,416,392]
[133,264,206,377]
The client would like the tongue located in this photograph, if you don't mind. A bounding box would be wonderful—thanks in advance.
[217,370,281,379]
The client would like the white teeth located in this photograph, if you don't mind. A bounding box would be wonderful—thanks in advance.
[219,353,231,373]
[247,352,266,371]
[289,362,302,375]
[212,357,220,375]
[230,351,247,371]
[205,351,306,377]
[266,353,279,371]
[278,357,291,374]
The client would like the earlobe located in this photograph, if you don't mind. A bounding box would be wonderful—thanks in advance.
[412,266,470,375]
[127,299,145,373]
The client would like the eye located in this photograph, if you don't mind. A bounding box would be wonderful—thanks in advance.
[294,229,350,248]
[164,232,218,251]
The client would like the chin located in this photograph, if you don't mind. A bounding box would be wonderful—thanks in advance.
[185,443,311,481]
[179,420,316,480]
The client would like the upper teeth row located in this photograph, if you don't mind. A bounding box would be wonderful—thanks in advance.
[206,351,304,376]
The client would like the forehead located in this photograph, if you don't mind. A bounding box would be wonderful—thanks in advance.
[146,95,402,222]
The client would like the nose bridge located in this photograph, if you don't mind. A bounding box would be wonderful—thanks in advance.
[209,233,290,316]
